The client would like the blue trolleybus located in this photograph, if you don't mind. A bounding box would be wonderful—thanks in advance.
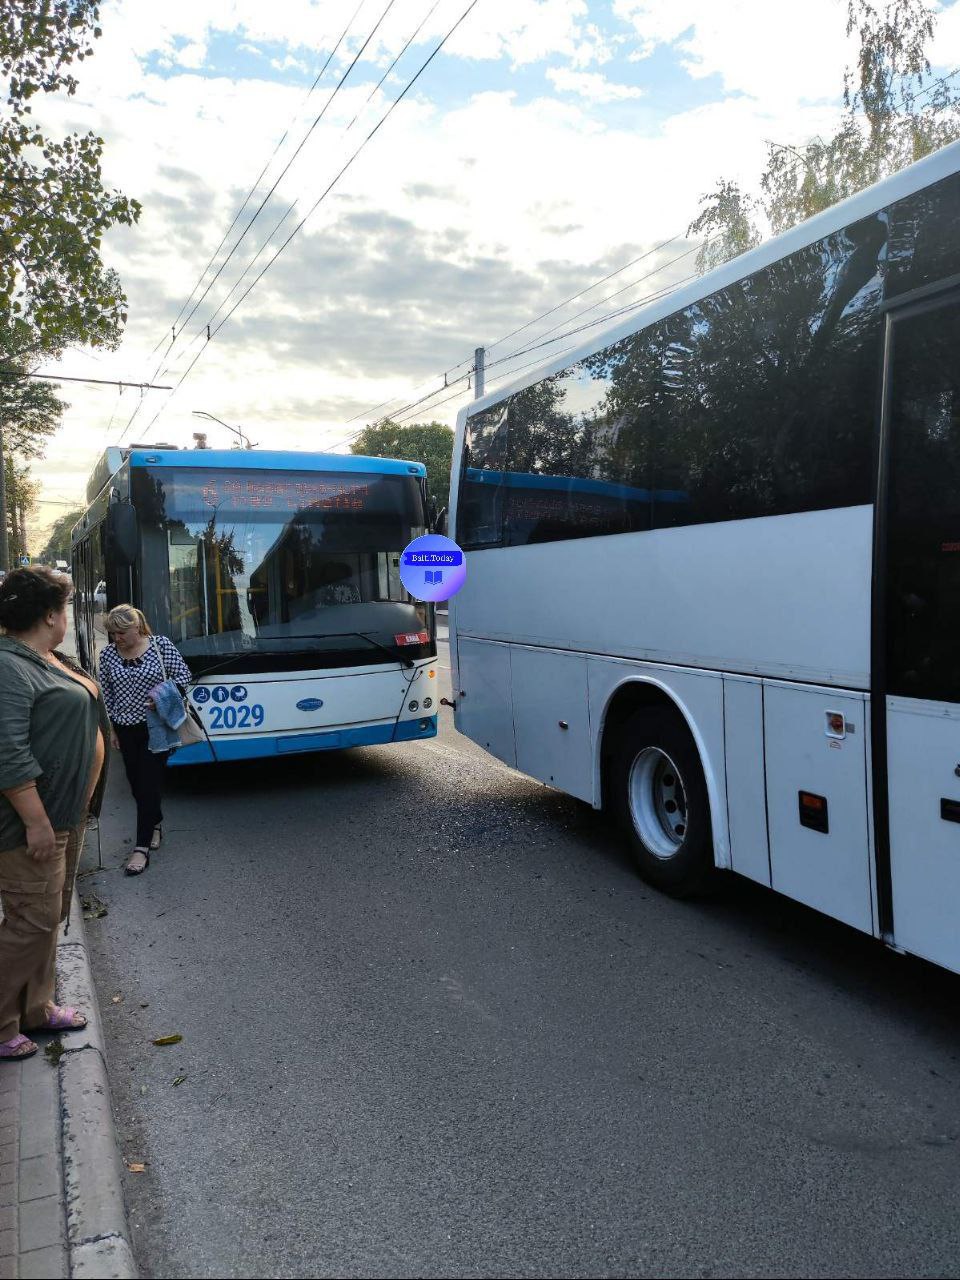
[72,447,439,763]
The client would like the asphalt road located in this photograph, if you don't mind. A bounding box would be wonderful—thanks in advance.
[80,633,960,1279]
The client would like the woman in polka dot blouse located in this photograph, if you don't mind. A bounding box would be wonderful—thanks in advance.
[98,605,191,876]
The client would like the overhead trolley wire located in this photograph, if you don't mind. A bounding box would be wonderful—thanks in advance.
[482,231,684,359]
[119,0,379,443]
[347,243,707,437]
[155,0,446,389]
[145,0,368,362]
[343,230,696,428]
[330,269,697,448]
[319,62,960,446]
[137,0,482,442]
[171,0,400,353]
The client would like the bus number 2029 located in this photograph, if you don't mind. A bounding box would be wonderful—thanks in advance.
[208,704,265,730]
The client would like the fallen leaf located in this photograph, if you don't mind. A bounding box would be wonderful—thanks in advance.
[172,1074,187,1087]
[111,993,122,1004]
[126,1161,146,1173]
[80,893,108,920]
[152,1034,182,1046]
[44,1041,65,1066]
[140,1085,147,1096]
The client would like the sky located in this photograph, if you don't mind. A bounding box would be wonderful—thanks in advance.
[24,0,960,546]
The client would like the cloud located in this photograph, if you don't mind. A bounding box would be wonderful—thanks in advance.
[614,0,857,103]
[29,0,923,527]
[546,67,645,102]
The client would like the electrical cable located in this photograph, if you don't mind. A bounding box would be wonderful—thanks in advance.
[171,0,399,354]
[119,0,376,443]
[157,0,445,388]
[138,0,482,442]
[483,230,685,359]
[146,0,369,361]
[342,230,688,427]
[339,65,960,434]
[359,255,703,432]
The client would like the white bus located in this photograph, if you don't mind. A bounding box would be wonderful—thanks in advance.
[449,140,960,976]
[72,448,440,763]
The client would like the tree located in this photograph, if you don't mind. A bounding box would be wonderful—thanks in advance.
[689,0,960,263]
[0,343,65,566]
[4,456,38,560]
[40,505,82,564]
[0,1,141,360]
[0,2,136,568]
[688,180,762,276]
[0,351,65,455]
[351,420,455,512]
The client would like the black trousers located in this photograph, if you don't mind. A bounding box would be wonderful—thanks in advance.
[115,722,170,849]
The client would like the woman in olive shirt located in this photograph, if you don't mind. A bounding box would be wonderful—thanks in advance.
[0,567,110,1061]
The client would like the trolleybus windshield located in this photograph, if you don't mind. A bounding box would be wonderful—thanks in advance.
[133,466,430,666]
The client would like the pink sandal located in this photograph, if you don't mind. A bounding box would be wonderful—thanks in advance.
[29,1005,87,1034]
[0,1033,38,1061]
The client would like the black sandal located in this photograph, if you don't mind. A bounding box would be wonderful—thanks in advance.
[124,847,150,876]
[150,824,163,851]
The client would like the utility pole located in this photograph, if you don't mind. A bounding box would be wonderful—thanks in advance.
[0,427,8,572]
[474,347,485,399]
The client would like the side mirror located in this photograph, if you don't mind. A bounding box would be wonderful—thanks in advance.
[433,506,448,537]
[106,502,139,566]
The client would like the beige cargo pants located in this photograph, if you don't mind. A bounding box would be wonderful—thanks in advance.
[0,826,84,1042]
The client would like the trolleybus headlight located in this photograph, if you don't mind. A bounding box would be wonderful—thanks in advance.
[408,699,419,712]
[419,719,430,730]
[423,697,432,709]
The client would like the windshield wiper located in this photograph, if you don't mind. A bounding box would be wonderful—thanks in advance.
[321,631,415,668]
[191,632,417,678]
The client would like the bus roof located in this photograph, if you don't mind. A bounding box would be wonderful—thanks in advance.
[126,448,426,477]
[461,138,960,423]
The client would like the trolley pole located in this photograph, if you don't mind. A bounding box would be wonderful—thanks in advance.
[474,347,485,399]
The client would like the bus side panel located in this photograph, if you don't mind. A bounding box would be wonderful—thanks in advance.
[454,638,517,768]
[723,677,771,886]
[511,647,592,801]
[886,698,960,970]
[588,660,729,868]
[456,506,873,689]
[763,683,873,935]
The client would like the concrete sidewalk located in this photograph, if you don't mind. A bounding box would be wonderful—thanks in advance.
[0,876,136,1279]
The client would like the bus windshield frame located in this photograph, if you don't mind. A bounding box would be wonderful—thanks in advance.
[131,464,433,673]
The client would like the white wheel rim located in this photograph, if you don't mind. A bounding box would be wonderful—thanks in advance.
[628,746,688,860]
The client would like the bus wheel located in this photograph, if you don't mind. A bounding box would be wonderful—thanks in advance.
[612,707,714,897]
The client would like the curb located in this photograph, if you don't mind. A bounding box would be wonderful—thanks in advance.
[56,892,138,1279]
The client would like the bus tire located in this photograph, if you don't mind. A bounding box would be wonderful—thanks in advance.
[611,706,714,897]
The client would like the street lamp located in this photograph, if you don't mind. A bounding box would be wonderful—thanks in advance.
[191,410,256,450]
